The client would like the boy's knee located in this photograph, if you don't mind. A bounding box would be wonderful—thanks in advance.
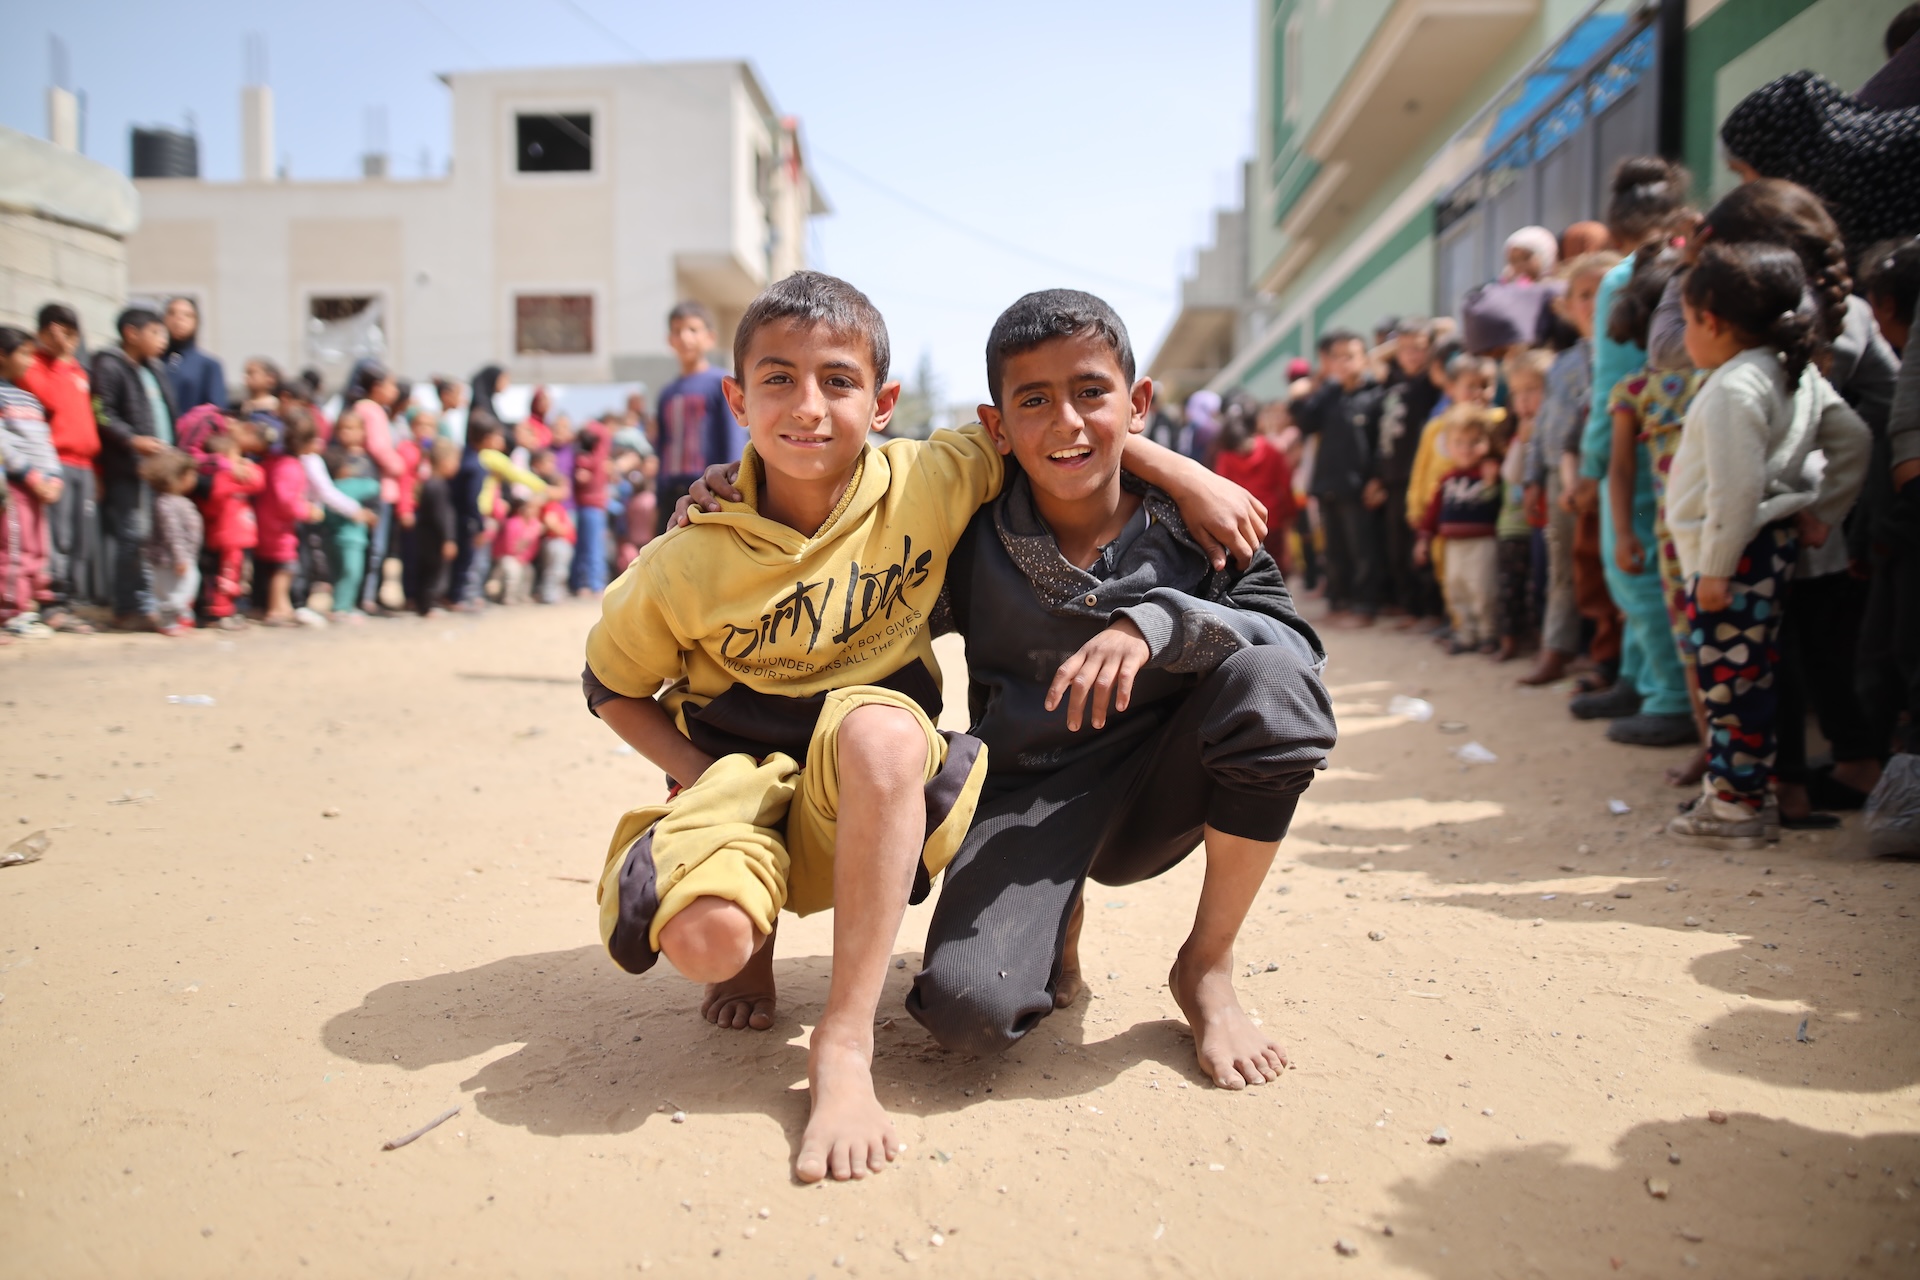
[836,703,928,784]
[907,958,1044,1058]
[658,896,757,983]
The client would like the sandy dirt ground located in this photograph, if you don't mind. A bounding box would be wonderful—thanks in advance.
[3,599,1919,1279]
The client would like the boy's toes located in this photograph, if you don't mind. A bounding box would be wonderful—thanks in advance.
[794,1140,829,1184]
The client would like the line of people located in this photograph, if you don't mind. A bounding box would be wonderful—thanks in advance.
[0,296,750,640]
[1191,151,1917,849]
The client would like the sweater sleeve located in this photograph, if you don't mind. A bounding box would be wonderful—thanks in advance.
[300,453,365,518]
[1693,372,1773,578]
[1114,549,1316,674]
[1807,381,1873,530]
[583,556,687,701]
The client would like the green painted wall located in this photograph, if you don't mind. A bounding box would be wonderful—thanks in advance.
[1320,228,1437,339]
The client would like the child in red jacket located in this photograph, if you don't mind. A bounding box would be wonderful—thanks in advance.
[197,422,265,627]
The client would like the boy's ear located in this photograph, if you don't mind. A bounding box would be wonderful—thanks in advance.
[868,380,902,435]
[977,403,1013,455]
[1129,377,1153,435]
[721,374,748,424]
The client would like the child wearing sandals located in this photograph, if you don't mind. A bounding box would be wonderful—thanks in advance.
[1664,243,1870,848]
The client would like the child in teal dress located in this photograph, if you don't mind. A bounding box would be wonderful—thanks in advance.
[324,409,383,618]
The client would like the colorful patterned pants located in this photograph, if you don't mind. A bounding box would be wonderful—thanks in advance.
[1684,523,1797,812]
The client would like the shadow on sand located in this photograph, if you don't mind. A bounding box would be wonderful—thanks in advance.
[1377,1112,1920,1277]
[322,945,1219,1147]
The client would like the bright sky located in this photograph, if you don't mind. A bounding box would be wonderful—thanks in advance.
[2,0,1254,407]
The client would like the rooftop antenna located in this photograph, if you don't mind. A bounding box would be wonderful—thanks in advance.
[362,105,389,178]
[46,35,79,150]
[242,32,274,181]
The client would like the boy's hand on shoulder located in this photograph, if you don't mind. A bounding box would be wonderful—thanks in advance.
[673,462,743,529]
[1178,471,1268,571]
[1695,575,1732,613]
[1047,618,1149,732]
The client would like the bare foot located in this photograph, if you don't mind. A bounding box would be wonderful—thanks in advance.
[1517,650,1569,686]
[794,1022,900,1183]
[1169,951,1288,1089]
[1053,896,1086,1009]
[701,925,777,1030]
[1665,748,1708,788]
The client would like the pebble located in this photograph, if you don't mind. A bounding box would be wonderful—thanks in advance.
[1668,1151,1682,1164]
[1358,862,1375,872]
[757,1207,770,1219]
[1646,1177,1671,1199]
[929,1233,944,1248]
[1265,962,1279,972]
[1368,931,1386,942]
[1684,917,1701,927]
[1428,1126,1449,1145]
[833,1256,846,1268]
[321,807,340,818]
[1680,1228,1704,1243]
[1313,1173,1331,1184]
[1334,1238,1359,1257]
[1481,1108,1494,1117]
[894,958,907,969]
[670,1111,686,1124]
[1707,1110,1727,1124]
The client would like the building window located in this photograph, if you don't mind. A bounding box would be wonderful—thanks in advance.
[515,294,594,355]
[515,113,592,172]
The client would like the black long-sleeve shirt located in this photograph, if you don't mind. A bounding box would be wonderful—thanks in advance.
[937,472,1323,795]
[1289,378,1383,499]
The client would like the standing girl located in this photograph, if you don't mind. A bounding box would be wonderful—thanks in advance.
[322,409,383,620]
[1664,243,1871,848]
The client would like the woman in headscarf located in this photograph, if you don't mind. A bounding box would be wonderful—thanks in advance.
[1718,71,1920,262]
[469,365,509,438]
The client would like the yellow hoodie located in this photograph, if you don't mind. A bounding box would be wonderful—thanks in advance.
[586,424,1002,727]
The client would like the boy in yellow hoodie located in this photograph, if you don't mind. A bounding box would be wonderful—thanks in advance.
[583,271,1262,1183]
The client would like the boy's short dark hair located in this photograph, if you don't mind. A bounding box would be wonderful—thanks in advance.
[667,299,717,332]
[0,326,30,357]
[984,289,1133,408]
[36,303,80,335]
[117,307,163,336]
[1316,328,1364,354]
[733,270,891,386]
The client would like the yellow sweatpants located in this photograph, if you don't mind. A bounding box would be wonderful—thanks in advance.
[595,685,987,973]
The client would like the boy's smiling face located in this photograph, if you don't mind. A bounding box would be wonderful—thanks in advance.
[723,319,897,489]
[978,332,1149,504]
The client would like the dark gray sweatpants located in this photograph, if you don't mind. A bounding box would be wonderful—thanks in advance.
[906,642,1336,1057]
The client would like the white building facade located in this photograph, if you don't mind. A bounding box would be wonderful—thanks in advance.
[126,60,827,390]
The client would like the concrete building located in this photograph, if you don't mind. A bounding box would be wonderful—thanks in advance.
[1150,0,1903,399]
[126,59,827,390]
[0,108,140,348]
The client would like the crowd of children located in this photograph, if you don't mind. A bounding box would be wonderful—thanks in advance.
[1195,154,1915,850]
[0,299,740,640]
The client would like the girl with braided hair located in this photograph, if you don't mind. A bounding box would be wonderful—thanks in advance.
[1664,243,1872,849]
[1648,178,1901,820]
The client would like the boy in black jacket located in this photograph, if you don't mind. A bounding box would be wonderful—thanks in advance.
[89,307,177,629]
[905,291,1336,1088]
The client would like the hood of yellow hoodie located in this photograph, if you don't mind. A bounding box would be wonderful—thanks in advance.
[684,443,888,562]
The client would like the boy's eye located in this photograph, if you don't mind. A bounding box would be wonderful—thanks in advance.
[1077,386,1106,400]
[1019,395,1048,409]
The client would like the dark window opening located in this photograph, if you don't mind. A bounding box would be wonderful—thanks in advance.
[516,295,594,355]
[309,296,376,322]
[516,113,592,172]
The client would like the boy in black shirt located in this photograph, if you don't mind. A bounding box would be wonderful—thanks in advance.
[906,292,1335,1088]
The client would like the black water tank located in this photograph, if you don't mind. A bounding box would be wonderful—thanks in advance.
[131,128,198,178]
